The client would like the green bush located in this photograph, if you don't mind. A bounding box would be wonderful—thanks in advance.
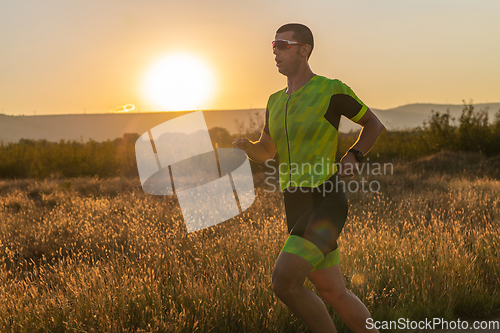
[456,103,490,154]
[425,109,457,152]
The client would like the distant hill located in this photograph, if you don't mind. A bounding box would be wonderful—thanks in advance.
[0,109,266,144]
[1,103,499,143]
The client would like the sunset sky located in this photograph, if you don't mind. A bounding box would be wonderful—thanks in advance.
[1,0,499,116]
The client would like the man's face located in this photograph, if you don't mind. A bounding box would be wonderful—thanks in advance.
[273,31,304,76]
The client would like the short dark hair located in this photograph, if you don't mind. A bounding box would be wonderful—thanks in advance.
[276,23,314,59]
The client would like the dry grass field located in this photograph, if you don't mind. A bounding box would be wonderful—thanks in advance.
[0,155,499,332]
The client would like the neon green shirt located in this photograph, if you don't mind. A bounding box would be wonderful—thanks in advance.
[263,75,368,191]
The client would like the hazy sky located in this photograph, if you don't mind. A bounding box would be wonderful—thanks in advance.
[1,0,499,115]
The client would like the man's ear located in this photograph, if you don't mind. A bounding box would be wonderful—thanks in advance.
[302,44,311,58]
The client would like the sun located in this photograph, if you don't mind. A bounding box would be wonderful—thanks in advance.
[142,53,215,111]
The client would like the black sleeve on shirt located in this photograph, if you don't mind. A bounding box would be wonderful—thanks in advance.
[323,94,363,130]
[263,108,270,136]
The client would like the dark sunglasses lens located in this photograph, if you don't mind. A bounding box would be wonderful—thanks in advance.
[273,41,289,50]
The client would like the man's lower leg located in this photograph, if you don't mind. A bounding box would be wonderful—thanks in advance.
[276,285,337,333]
[322,289,378,333]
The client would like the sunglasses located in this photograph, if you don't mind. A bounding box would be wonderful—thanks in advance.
[272,39,306,50]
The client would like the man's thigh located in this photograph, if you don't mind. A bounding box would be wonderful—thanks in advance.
[272,252,314,292]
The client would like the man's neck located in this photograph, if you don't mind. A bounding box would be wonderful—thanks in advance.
[286,66,315,95]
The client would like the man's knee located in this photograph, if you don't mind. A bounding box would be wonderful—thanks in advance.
[272,269,294,297]
[317,285,349,304]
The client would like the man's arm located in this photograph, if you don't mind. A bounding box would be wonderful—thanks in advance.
[232,132,277,163]
[338,108,385,177]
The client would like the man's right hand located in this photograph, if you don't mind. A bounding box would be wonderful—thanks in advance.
[232,137,252,152]
[232,133,276,163]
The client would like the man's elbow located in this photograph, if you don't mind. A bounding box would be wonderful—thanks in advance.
[262,150,276,163]
[371,117,385,135]
[249,150,275,164]
[261,142,277,162]
[378,120,386,134]
[253,156,274,164]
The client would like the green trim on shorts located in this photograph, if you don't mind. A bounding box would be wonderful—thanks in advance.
[281,235,340,271]
[311,248,339,272]
[281,235,325,268]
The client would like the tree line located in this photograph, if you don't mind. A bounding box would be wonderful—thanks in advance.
[0,103,498,179]
[353,102,500,161]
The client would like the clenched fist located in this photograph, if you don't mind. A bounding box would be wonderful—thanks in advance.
[232,137,251,152]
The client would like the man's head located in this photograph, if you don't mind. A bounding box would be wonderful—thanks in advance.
[276,23,314,59]
[273,23,314,77]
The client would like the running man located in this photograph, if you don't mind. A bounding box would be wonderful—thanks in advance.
[233,23,384,333]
